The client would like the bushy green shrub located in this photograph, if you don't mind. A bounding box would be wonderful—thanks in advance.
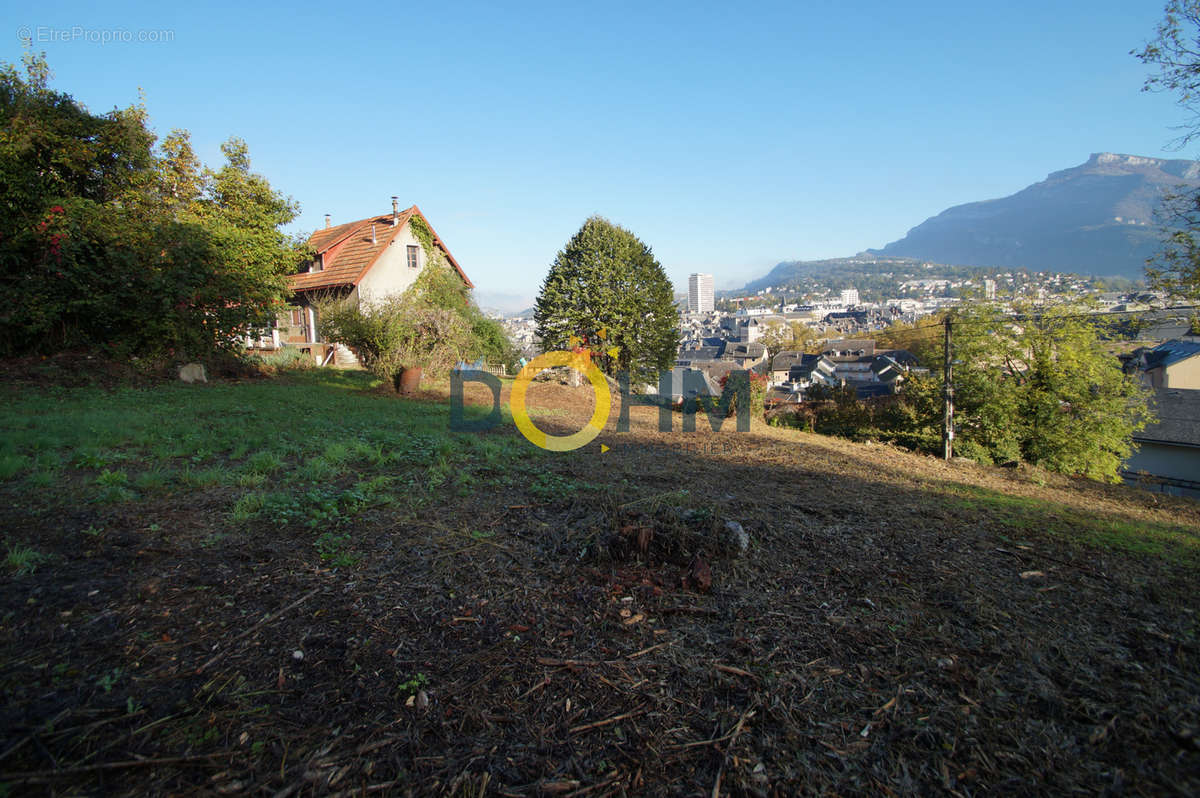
[318,265,509,391]
[775,305,1152,482]
[0,54,302,360]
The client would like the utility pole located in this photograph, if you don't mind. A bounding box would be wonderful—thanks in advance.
[942,314,954,460]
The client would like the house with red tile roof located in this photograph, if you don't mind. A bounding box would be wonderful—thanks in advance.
[268,198,472,365]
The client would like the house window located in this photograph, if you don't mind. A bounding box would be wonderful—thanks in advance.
[407,245,419,269]
[290,308,304,326]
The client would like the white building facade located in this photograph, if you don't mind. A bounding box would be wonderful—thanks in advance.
[688,273,715,313]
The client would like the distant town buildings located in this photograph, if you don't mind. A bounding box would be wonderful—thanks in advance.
[501,258,1200,501]
[765,339,925,401]
[688,273,714,314]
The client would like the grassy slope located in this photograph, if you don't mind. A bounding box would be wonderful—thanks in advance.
[0,368,1198,795]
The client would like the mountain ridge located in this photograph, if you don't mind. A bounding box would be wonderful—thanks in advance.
[867,152,1200,278]
[743,153,1200,291]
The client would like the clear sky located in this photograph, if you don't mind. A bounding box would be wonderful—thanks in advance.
[2,1,1189,311]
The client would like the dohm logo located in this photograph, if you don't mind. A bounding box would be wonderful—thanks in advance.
[450,351,752,451]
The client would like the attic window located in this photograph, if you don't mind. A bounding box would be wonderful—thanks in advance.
[407,245,419,269]
[312,253,324,273]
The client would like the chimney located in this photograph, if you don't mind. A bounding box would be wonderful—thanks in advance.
[324,214,331,229]
[371,224,377,245]
[391,196,399,227]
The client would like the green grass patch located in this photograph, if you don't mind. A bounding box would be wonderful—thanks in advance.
[231,492,266,522]
[939,483,1200,567]
[95,468,129,487]
[237,472,267,489]
[5,542,51,575]
[0,453,28,480]
[134,469,171,492]
[179,466,227,489]
[529,471,594,501]
[27,470,57,488]
[295,457,339,483]
[314,531,359,568]
[0,367,1196,577]
[72,449,124,470]
[244,450,285,475]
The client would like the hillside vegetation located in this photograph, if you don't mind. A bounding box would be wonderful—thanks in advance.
[0,367,1197,795]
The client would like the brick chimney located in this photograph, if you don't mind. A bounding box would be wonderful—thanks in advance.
[391,196,399,227]
[324,214,331,228]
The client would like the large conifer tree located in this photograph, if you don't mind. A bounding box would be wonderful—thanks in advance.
[535,216,679,377]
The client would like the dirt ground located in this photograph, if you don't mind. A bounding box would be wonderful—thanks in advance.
[2,375,1198,796]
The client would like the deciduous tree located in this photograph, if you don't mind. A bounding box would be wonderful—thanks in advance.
[0,51,302,358]
[791,304,1153,482]
[933,304,1153,480]
[1135,1,1200,307]
[758,320,792,360]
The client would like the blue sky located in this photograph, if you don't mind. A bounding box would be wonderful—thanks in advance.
[2,0,1188,311]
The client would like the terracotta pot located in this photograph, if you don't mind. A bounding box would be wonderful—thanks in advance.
[398,366,423,395]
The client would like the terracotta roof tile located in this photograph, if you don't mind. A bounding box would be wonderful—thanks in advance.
[288,206,472,293]
[309,218,367,253]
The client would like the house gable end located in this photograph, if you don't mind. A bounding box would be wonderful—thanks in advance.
[289,205,472,294]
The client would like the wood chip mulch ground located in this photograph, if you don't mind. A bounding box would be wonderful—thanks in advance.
[2,383,1199,796]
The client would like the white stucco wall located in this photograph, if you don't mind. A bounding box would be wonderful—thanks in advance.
[355,223,427,306]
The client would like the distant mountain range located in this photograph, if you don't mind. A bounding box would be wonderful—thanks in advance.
[741,256,924,294]
[745,153,1200,291]
[475,290,537,317]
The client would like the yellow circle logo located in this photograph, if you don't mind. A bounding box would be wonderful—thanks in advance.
[510,351,611,451]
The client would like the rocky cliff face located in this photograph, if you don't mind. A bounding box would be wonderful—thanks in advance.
[871,153,1200,278]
